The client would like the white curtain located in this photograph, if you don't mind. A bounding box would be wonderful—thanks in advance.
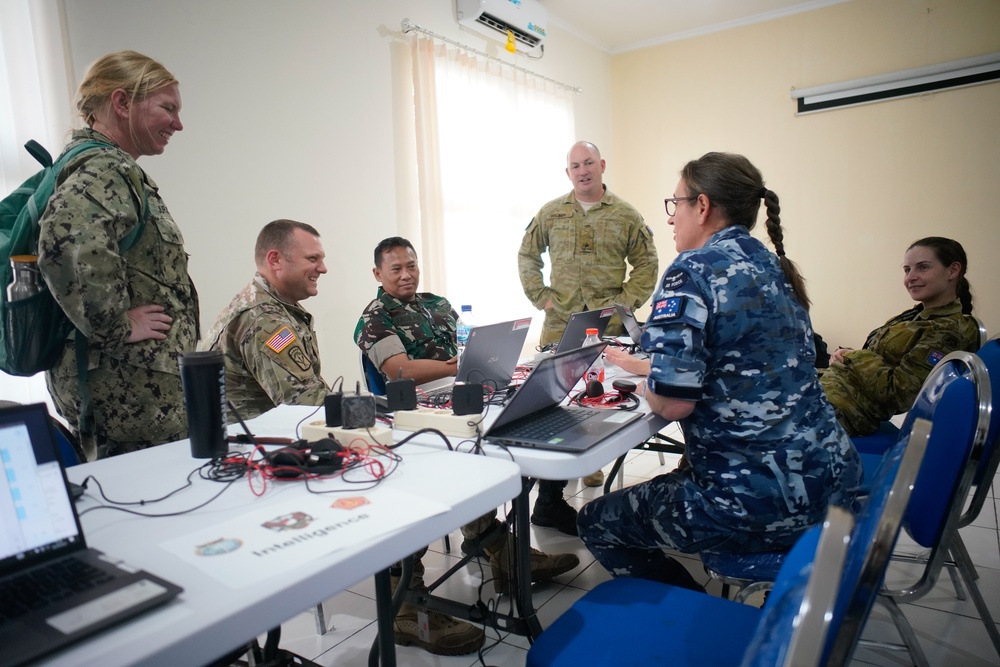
[409,35,575,342]
[0,0,71,409]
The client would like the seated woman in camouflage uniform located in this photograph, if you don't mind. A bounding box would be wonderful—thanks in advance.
[577,152,861,591]
[820,236,979,437]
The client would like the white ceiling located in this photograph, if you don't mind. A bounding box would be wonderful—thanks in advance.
[538,0,850,53]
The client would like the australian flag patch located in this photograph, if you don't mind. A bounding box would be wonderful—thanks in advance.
[927,350,945,365]
[652,296,685,320]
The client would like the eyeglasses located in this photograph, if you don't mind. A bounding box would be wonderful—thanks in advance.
[664,196,698,217]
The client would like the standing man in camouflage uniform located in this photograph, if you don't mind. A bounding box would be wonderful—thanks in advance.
[518,141,658,347]
[203,220,329,422]
[355,237,579,656]
[578,153,860,590]
[518,141,658,494]
[38,51,199,460]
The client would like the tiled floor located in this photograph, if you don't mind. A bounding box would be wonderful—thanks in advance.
[267,422,1000,666]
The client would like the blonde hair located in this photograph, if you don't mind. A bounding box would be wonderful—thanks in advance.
[75,50,177,127]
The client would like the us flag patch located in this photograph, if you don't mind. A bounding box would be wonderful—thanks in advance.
[266,326,296,353]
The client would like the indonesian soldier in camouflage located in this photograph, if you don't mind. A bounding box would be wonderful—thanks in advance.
[354,290,457,378]
[39,129,200,460]
[821,301,979,436]
[518,141,658,347]
[203,220,329,422]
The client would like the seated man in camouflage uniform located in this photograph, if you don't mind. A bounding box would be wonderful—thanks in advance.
[355,236,579,656]
[202,219,329,421]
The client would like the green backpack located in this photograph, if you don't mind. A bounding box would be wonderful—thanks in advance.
[0,139,148,377]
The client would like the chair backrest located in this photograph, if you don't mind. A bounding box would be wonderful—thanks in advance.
[974,316,989,350]
[360,352,386,396]
[961,337,1000,528]
[739,506,854,667]
[824,417,931,665]
[903,351,992,548]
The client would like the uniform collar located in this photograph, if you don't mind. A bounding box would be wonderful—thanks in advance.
[562,184,614,208]
[254,273,310,316]
[911,299,964,319]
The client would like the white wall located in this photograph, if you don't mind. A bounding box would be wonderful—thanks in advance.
[610,0,1000,347]
[57,0,614,388]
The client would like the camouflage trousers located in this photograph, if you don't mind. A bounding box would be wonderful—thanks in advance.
[46,352,188,460]
[578,471,799,583]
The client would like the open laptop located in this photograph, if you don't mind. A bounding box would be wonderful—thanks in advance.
[484,343,643,452]
[420,317,532,394]
[614,304,644,344]
[554,308,615,353]
[0,403,182,667]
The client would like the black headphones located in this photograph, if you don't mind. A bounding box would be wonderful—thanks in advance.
[576,378,640,410]
[264,438,345,478]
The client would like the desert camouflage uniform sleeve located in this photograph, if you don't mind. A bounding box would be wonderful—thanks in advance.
[839,311,978,416]
[239,308,327,407]
[517,215,552,310]
[619,219,658,309]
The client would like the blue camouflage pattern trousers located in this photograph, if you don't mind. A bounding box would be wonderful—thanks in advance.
[578,469,801,584]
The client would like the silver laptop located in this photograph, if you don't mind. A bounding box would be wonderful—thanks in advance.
[614,304,644,344]
[421,317,531,394]
[484,343,642,452]
[554,308,615,352]
[0,403,182,667]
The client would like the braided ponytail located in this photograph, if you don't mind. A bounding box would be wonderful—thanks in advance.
[762,188,811,310]
[682,153,811,310]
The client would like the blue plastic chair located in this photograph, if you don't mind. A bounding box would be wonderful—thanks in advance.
[875,343,1000,663]
[526,506,853,667]
[360,352,387,396]
[526,420,931,667]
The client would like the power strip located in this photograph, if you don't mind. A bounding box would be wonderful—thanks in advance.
[300,421,393,449]
[393,407,481,438]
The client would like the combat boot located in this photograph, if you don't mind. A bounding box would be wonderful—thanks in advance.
[390,568,484,655]
[485,533,579,594]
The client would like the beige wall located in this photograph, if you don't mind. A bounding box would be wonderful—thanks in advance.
[610,0,1000,349]
[58,0,612,387]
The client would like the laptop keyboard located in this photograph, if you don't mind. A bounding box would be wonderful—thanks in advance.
[492,407,592,441]
[0,556,113,621]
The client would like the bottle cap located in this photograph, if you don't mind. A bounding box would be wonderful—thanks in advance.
[585,328,599,335]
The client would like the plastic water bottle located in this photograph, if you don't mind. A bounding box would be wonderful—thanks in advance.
[456,305,475,358]
[582,328,605,383]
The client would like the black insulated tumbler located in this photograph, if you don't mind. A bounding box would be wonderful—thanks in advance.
[178,350,228,458]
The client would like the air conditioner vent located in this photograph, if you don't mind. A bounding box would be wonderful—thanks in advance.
[476,13,541,48]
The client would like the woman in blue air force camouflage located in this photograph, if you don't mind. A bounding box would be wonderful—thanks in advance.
[577,152,861,591]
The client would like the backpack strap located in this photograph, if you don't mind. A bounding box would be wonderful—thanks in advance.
[69,145,151,441]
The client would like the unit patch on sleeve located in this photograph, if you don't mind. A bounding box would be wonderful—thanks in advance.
[266,326,297,353]
[661,269,688,291]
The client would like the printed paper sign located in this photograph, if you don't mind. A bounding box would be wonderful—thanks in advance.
[161,488,450,587]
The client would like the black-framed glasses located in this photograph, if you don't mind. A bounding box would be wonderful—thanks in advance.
[664,196,697,216]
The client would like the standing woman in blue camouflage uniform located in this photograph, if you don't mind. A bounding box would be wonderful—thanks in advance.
[577,152,861,590]
[37,51,199,460]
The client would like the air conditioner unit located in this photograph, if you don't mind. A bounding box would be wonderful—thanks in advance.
[456,0,548,54]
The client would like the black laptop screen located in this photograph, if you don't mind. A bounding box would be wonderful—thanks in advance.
[488,343,605,431]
